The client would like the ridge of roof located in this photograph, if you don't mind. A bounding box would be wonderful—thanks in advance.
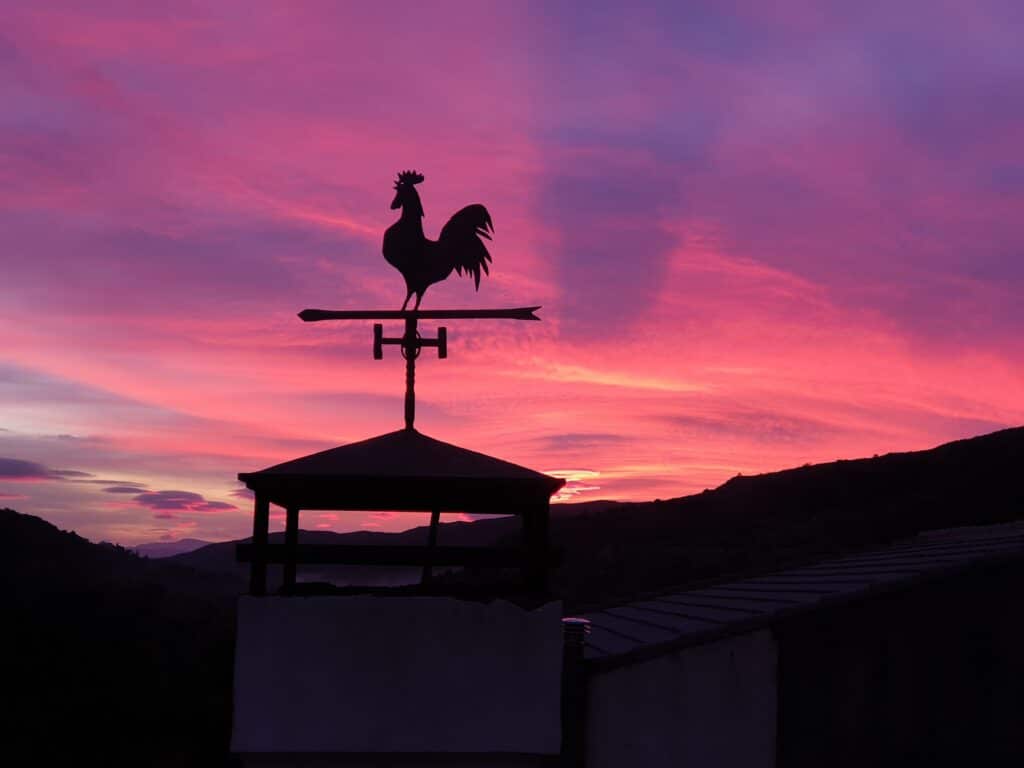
[239,428,562,486]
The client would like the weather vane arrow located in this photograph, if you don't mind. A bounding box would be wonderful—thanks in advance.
[298,307,541,322]
[298,170,544,432]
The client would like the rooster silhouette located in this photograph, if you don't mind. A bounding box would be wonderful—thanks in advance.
[382,170,494,310]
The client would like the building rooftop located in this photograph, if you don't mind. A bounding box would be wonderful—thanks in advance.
[243,428,555,482]
[580,521,1024,668]
[238,428,564,513]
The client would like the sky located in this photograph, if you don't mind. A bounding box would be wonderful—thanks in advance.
[2,1,1023,545]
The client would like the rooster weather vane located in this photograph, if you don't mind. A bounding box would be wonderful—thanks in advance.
[298,170,541,431]
[384,170,493,310]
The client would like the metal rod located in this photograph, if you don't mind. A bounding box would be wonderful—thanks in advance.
[299,307,541,322]
[404,316,417,430]
[236,542,554,566]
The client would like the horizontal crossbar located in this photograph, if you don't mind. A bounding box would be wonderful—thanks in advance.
[379,336,443,346]
[237,542,556,567]
[299,307,541,321]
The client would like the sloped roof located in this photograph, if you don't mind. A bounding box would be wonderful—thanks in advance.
[580,522,1024,669]
[238,428,564,513]
[246,428,553,481]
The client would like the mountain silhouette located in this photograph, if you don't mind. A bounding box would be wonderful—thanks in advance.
[0,509,241,762]
[534,426,1024,609]
[133,537,212,558]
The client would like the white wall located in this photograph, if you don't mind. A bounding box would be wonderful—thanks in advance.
[586,630,778,768]
[232,596,564,757]
[243,755,546,768]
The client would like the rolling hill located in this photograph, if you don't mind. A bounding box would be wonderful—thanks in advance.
[0,509,241,762]
[538,426,1024,609]
[133,537,213,558]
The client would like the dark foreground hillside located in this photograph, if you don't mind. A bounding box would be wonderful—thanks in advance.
[3,426,1023,761]
[0,509,242,764]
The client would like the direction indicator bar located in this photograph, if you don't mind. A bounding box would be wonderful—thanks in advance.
[299,307,541,322]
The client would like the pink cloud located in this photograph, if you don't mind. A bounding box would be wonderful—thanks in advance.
[132,490,238,518]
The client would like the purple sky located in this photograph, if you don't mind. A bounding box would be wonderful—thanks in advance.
[2,2,1022,543]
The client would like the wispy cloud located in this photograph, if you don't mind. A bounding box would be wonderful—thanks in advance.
[0,457,91,481]
[132,490,237,519]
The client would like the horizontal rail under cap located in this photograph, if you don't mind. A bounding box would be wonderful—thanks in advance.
[237,542,559,567]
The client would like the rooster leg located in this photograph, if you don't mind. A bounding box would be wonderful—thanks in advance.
[413,292,423,311]
[401,290,413,311]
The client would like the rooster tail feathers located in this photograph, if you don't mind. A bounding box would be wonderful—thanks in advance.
[439,204,494,291]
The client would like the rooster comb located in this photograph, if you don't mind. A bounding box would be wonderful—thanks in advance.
[395,170,424,187]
